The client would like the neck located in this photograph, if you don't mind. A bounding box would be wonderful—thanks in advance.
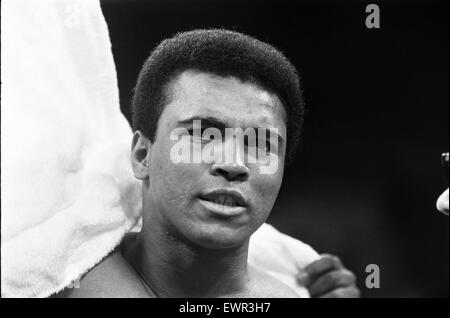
[125,216,250,298]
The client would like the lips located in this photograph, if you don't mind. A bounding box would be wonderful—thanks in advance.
[204,194,239,206]
[198,190,247,208]
[197,189,248,217]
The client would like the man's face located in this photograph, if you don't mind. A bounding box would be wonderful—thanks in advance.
[138,70,287,249]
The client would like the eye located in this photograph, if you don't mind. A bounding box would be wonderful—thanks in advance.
[241,133,271,152]
[187,128,213,143]
[253,131,271,153]
[259,130,278,154]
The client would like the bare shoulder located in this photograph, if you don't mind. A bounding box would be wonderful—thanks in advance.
[51,248,154,298]
[247,265,299,298]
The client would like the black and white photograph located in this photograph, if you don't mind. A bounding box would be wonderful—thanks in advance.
[1,0,448,300]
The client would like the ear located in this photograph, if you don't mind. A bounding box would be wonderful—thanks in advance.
[131,131,151,180]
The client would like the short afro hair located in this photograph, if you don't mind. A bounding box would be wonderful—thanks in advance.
[131,29,305,166]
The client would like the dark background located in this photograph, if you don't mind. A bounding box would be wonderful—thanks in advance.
[100,0,449,297]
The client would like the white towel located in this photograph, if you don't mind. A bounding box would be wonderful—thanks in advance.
[249,223,319,297]
[1,0,319,298]
[1,0,141,298]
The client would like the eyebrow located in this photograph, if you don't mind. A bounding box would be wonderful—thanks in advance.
[177,115,285,145]
[178,116,228,130]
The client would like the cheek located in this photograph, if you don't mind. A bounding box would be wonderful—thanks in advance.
[251,171,284,220]
[148,140,202,207]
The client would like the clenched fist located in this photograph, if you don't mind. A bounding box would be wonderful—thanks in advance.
[297,254,360,298]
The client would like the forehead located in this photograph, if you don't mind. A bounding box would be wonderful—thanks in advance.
[161,70,286,134]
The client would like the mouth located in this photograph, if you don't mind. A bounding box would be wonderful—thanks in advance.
[198,189,248,217]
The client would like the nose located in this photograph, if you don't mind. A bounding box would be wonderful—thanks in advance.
[210,161,250,182]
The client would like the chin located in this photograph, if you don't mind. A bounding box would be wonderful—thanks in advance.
[188,227,250,250]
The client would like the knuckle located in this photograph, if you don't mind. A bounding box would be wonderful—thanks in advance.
[323,272,337,287]
[330,269,355,287]
[332,256,343,267]
[327,255,340,268]
[343,269,357,283]
[320,254,335,263]
[324,254,342,268]
[329,270,343,283]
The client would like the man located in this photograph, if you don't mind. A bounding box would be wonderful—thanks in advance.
[57,29,359,297]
